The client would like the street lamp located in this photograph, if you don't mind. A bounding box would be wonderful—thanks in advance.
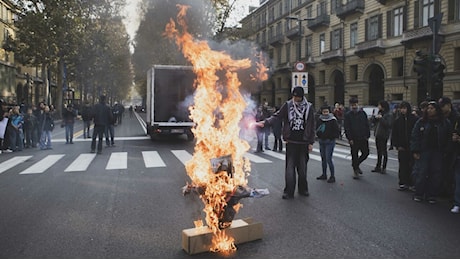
[285,16,315,61]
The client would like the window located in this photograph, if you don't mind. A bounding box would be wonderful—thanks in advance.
[331,28,342,50]
[305,36,312,57]
[392,57,404,77]
[455,48,460,71]
[350,22,358,47]
[422,0,435,27]
[306,5,313,18]
[284,0,290,14]
[276,22,282,36]
[269,26,274,39]
[286,43,291,63]
[318,1,327,16]
[277,47,282,65]
[331,0,339,14]
[320,33,325,54]
[269,6,275,22]
[350,65,358,81]
[278,2,283,17]
[448,0,460,21]
[388,7,404,37]
[366,15,382,41]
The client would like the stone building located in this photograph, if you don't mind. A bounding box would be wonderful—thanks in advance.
[241,0,460,109]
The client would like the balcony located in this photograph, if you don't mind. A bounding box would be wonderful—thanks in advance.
[258,39,269,50]
[321,49,344,64]
[269,34,285,46]
[401,26,436,47]
[307,14,330,31]
[336,0,365,20]
[305,56,316,68]
[286,26,301,40]
[375,0,387,4]
[276,62,291,71]
[354,39,385,57]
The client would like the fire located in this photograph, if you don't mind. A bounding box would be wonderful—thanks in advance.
[164,5,265,253]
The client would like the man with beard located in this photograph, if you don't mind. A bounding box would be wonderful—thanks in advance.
[256,87,316,199]
[344,97,370,179]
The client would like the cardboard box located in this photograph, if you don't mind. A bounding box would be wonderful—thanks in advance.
[182,218,263,255]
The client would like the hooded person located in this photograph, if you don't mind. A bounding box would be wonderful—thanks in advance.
[256,86,316,199]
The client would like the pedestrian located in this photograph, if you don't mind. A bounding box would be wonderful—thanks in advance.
[450,112,460,213]
[391,101,418,191]
[23,107,38,148]
[333,102,344,139]
[344,97,370,179]
[39,105,54,150]
[438,96,459,197]
[106,104,117,147]
[257,86,316,199]
[263,102,272,150]
[9,106,24,152]
[254,105,265,153]
[371,100,393,174]
[91,95,113,154]
[0,99,10,153]
[315,104,340,183]
[81,102,92,139]
[129,105,134,118]
[271,106,283,152]
[62,104,77,144]
[411,101,452,203]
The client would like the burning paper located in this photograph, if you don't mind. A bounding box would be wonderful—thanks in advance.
[165,4,268,253]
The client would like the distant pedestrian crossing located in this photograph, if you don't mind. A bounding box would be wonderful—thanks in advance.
[0,146,396,175]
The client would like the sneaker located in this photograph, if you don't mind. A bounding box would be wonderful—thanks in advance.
[353,169,360,179]
[90,150,95,153]
[427,197,437,204]
[282,193,293,200]
[316,175,327,180]
[413,196,423,202]
[451,206,460,213]
[398,184,408,191]
[371,167,381,173]
[3,149,12,153]
[298,191,310,197]
[408,186,416,192]
[327,176,336,183]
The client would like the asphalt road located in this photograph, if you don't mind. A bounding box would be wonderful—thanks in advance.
[0,111,459,258]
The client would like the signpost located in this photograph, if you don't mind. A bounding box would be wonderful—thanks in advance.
[292,72,308,94]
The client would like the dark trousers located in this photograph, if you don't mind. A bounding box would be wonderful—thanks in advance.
[398,149,413,186]
[256,129,264,152]
[105,124,114,145]
[414,150,443,199]
[91,125,105,152]
[375,137,388,169]
[350,139,369,170]
[273,135,283,151]
[284,142,309,196]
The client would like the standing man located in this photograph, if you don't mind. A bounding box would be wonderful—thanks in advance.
[81,102,92,139]
[371,100,393,174]
[344,97,370,179]
[62,104,77,144]
[257,86,316,199]
[91,95,112,154]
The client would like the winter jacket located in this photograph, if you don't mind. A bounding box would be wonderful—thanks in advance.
[316,114,340,140]
[81,106,92,121]
[41,112,54,132]
[373,110,394,139]
[92,102,112,127]
[344,109,370,141]
[391,113,417,150]
[411,117,452,155]
[62,108,77,124]
[265,99,316,144]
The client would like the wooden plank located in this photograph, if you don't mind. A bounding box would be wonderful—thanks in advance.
[182,218,263,255]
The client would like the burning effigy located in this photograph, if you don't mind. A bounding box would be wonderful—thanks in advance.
[164,5,268,254]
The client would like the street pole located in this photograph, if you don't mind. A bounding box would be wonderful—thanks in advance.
[298,19,302,61]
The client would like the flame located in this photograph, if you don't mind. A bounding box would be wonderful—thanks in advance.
[165,5,256,253]
[251,51,269,82]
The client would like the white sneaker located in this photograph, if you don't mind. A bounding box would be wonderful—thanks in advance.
[451,206,460,214]
[3,149,12,153]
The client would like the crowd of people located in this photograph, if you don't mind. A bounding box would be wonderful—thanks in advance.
[0,96,125,155]
[253,90,460,214]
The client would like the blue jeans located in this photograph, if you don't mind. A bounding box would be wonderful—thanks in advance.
[284,142,309,196]
[40,130,52,149]
[413,150,443,199]
[65,123,74,143]
[105,124,114,145]
[83,120,91,138]
[319,139,335,177]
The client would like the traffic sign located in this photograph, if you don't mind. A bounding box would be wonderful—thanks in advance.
[292,72,308,94]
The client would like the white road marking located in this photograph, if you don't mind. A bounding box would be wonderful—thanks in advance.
[171,150,192,165]
[0,156,32,174]
[64,154,97,172]
[20,155,65,174]
[106,152,128,170]
[142,151,166,168]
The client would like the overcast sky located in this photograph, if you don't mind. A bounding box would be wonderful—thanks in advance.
[122,0,260,41]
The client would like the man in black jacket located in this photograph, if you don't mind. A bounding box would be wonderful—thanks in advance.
[257,87,316,199]
[344,97,370,179]
[90,95,112,154]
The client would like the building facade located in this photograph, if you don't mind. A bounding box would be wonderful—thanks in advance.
[241,0,460,109]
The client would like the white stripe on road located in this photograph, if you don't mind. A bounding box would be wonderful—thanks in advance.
[106,152,127,170]
[20,155,65,174]
[260,150,285,160]
[64,154,97,172]
[142,151,166,168]
[171,150,192,165]
[0,156,32,174]
[244,152,272,163]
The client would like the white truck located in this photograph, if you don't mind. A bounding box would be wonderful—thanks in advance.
[146,65,195,141]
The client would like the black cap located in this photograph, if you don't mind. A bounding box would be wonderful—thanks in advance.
[438,96,451,107]
[349,97,359,104]
[292,87,305,97]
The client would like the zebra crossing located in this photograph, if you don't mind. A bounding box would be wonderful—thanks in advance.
[0,146,395,175]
